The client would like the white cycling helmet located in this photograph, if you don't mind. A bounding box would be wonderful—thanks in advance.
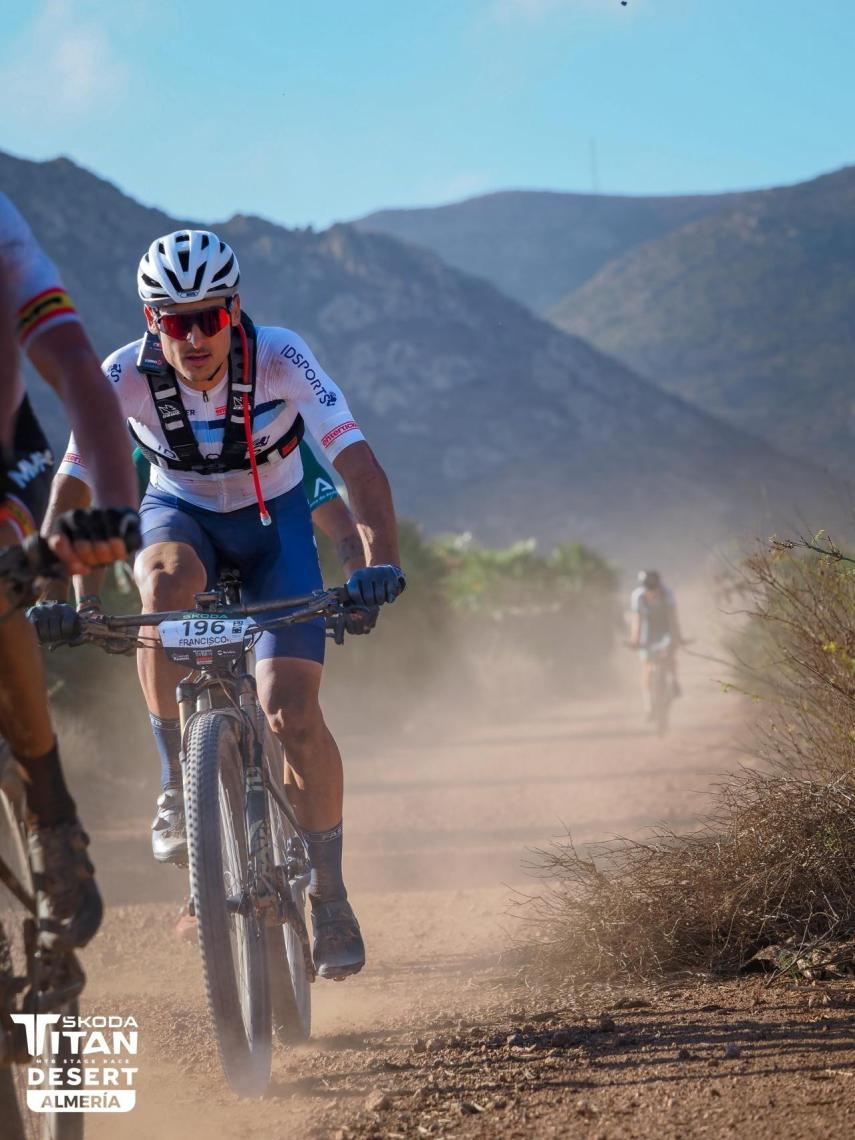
[137,229,240,305]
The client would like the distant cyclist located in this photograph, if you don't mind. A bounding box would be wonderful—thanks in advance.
[33,229,403,980]
[629,570,684,718]
[0,193,138,951]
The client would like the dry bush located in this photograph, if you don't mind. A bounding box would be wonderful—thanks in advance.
[532,538,855,980]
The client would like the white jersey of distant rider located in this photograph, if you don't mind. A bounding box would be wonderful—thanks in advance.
[58,326,364,512]
[0,192,81,407]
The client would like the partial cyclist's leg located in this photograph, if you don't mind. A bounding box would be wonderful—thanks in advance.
[135,496,215,863]
[256,657,363,979]
[0,515,100,948]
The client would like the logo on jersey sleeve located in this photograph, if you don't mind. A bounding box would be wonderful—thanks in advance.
[320,421,358,449]
[280,344,338,406]
[17,288,77,347]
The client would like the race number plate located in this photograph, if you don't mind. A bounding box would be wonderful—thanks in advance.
[158,615,256,667]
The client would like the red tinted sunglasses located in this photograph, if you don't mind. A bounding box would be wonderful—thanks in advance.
[153,300,233,340]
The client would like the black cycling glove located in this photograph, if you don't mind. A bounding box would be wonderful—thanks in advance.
[27,602,82,647]
[53,507,141,554]
[345,565,406,607]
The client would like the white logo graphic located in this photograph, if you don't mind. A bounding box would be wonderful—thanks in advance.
[314,477,334,499]
[9,1013,139,1113]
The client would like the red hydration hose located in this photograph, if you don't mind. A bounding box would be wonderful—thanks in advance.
[237,321,271,527]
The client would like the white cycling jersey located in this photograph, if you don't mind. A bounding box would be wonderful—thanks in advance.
[58,326,364,512]
[0,192,81,407]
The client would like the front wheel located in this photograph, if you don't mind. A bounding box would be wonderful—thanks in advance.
[651,662,671,736]
[0,753,84,1139]
[184,712,271,1097]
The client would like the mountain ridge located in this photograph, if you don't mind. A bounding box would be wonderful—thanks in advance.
[2,150,844,568]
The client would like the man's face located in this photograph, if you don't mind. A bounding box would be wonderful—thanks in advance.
[644,586,662,603]
[145,295,240,384]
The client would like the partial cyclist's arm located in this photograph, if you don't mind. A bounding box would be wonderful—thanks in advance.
[27,322,138,510]
[312,497,366,576]
[39,469,106,603]
[333,441,400,567]
[628,610,641,647]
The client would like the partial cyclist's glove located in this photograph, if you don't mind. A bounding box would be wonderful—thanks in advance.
[27,601,83,648]
[54,507,141,554]
[343,604,380,636]
[345,565,406,607]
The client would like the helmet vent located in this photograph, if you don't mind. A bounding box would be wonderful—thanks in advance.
[211,254,235,284]
[177,249,190,273]
[191,264,206,291]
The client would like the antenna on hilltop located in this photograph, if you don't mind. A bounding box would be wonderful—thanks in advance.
[589,138,601,195]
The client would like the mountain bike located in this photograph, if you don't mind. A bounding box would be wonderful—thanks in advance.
[0,539,88,1140]
[63,574,354,1098]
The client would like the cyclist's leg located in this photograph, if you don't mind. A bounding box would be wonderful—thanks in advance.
[134,492,215,862]
[0,403,101,948]
[236,486,363,977]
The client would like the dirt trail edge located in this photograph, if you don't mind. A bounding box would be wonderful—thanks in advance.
[79,661,855,1139]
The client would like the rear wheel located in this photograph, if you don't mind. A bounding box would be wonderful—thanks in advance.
[651,662,671,736]
[0,753,83,1139]
[184,713,271,1097]
[264,732,311,1044]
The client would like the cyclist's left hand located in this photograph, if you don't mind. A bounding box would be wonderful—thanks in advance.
[345,565,405,607]
[27,601,83,647]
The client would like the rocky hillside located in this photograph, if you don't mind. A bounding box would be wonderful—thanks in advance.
[550,166,855,471]
[355,189,743,313]
[2,151,843,566]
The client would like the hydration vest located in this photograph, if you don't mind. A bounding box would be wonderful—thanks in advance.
[131,312,303,475]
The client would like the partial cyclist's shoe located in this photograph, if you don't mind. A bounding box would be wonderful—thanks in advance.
[311,898,365,980]
[151,789,187,865]
[28,819,103,951]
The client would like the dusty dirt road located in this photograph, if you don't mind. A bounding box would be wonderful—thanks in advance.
[73,650,855,1139]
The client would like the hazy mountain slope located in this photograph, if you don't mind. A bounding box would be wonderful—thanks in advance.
[1,151,843,566]
[354,189,745,312]
[550,166,855,471]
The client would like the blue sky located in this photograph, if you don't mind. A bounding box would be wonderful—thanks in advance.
[1,0,852,229]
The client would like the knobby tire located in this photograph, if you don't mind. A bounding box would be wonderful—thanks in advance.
[184,712,271,1097]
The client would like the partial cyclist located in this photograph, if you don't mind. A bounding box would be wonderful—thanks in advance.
[628,570,684,720]
[0,193,139,951]
[36,229,403,979]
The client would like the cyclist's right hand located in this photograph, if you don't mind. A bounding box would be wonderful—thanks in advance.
[48,507,141,577]
[27,601,83,647]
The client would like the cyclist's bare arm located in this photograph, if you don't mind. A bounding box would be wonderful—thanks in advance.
[332,441,400,566]
[27,322,138,512]
[311,496,366,576]
[40,470,110,603]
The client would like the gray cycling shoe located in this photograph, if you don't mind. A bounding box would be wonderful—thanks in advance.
[151,789,187,865]
[311,898,365,980]
[28,819,103,951]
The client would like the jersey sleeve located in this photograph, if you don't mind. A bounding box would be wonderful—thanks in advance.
[298,441,339,511]
[56,432,92,486]
[268,329,365,461]
[0,193,79,350]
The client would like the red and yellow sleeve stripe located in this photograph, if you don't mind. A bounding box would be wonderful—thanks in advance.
[16,287,78,347]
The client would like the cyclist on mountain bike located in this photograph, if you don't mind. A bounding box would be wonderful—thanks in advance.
[34,229,403,979]
[0,193,138,951]
[629,570,684,718]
